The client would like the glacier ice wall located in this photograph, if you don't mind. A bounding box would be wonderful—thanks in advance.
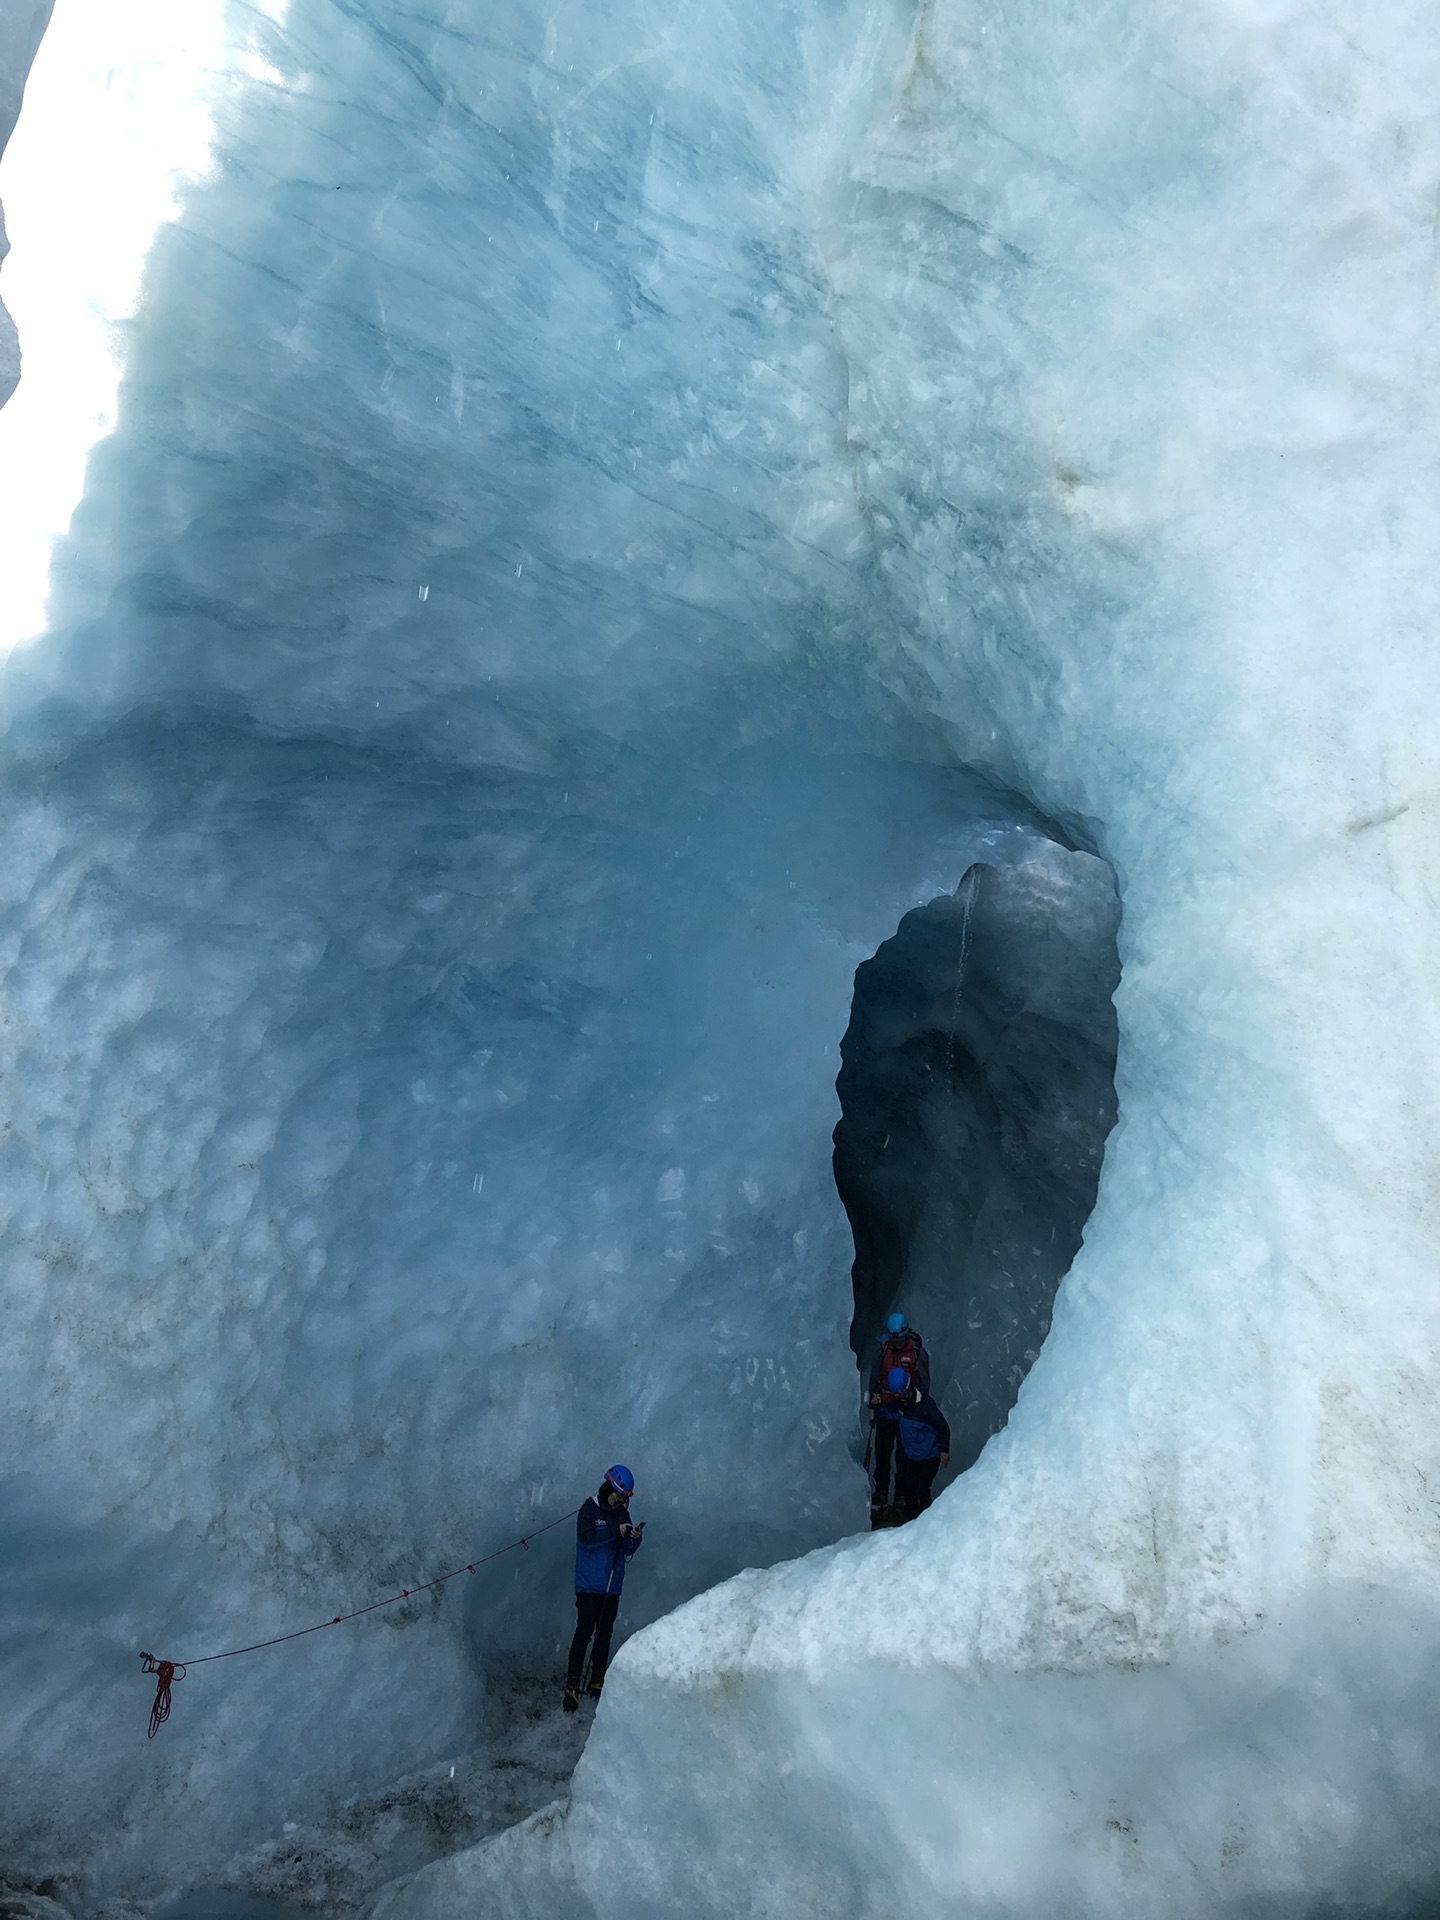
[0,0,1110,1905]
[3,0,1438,1911]
[367,0,1440,1914]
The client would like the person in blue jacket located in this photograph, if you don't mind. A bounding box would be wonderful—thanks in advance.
[888,1367,951,1521]
[563,1464,644,1712]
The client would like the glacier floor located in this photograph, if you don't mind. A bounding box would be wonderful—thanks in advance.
[95,1677,591,1920]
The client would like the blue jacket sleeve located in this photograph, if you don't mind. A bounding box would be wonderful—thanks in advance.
[917,1393,951,1454]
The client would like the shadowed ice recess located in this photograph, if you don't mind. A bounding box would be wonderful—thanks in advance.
[839,855,1120,1475]
[4,0,1440,1915]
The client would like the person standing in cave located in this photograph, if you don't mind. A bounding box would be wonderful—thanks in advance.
[867,1312,931,1516]
[563,1463,644,1713]
[889,1367,951,1521]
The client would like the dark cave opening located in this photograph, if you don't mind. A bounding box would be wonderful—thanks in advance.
[835,850,1121,1475]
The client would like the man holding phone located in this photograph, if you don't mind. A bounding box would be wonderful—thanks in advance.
[563,1463,645,1711]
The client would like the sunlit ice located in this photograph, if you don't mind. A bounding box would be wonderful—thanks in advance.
[0,0,286,659]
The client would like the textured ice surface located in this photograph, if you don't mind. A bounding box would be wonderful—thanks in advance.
[368,0,1440,1911]
[4,0,1440,1912]
[0,2,1081,1900]
[0,718,1056,1905]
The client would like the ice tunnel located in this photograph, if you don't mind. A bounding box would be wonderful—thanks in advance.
[837,854,1120,1477]
[4,0,1440,1917]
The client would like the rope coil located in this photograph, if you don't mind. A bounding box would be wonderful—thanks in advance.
[138,1506,579,1737]
[140,1653,185,1738]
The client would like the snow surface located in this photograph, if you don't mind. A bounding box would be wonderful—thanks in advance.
[3,0,1440,1912]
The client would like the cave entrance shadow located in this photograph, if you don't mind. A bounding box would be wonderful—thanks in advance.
[835,849,1121,1478]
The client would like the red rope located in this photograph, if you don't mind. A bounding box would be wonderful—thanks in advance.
[140,1654,184,1738]
[139,1506,579,1736]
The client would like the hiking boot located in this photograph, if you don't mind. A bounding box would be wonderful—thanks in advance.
[562,1682,580,1714]
[585,1676,604,1700]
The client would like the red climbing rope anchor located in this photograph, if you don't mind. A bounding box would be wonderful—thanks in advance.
[140,1653,184,1738]
[138,1506,580,1738]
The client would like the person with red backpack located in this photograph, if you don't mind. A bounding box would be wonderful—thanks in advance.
[866,1312,930,1517]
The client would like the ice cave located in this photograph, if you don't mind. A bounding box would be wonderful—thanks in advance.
[2,0,1440,1916]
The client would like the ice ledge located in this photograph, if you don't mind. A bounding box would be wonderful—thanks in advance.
[375,1588,1440,1920]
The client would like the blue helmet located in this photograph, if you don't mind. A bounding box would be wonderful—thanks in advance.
[886,1366,912,1395]
[886,1312,909,1335]
[605,1464,635,1497]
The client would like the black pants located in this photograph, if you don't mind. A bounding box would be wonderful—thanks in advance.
[872,1416,901,1504]
[894,1451,941,1517]
[567,1591,620,1686]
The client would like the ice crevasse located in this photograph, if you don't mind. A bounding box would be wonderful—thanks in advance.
[0,0,1439,1914]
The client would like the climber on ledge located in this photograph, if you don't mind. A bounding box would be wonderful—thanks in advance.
[867,1311,930,1517]
[889,1368,951,1521]
[563,1464,644,1713]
